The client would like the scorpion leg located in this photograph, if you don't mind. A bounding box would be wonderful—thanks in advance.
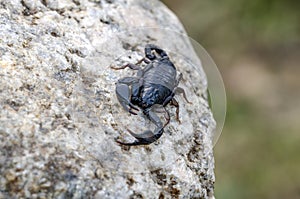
[175,87,192,104]
[174,73,192,103]
[170,98,181,123]
[116,77,140,115]
[162,93,175,107]
[111,62,142,70]
[116,108,164,146]
[111,57,145,70]
[175,73,183,85]
[111,58,153,78]
[163,107,170,127]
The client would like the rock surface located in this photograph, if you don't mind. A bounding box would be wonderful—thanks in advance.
[0,0,216,198]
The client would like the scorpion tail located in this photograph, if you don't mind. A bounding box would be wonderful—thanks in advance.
[116,108,165,146]
[116,128,164,146]
[145,44,169,60]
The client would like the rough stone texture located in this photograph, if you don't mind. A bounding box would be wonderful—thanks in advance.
[0,0,216,198]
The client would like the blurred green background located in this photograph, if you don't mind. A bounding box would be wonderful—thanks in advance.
[161,1,300,199]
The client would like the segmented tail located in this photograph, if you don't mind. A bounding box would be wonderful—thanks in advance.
[145,44,169,60]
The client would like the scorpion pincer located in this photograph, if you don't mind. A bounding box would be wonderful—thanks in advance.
[111,44,190,146]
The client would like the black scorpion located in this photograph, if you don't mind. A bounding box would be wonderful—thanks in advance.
[111,44,190,146]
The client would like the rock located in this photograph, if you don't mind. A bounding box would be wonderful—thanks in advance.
[0,0,216,198]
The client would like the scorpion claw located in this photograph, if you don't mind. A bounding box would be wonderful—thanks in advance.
[128,103,139,115]
[129,103,139,111]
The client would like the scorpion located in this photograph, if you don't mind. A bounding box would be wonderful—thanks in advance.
[111,44,190,146]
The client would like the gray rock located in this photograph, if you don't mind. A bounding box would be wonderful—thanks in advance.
[0,0,216,198]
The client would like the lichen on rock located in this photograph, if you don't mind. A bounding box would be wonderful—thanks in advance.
[0,0,215,198]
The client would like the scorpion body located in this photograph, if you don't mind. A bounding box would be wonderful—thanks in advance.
[111,44,189,146]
